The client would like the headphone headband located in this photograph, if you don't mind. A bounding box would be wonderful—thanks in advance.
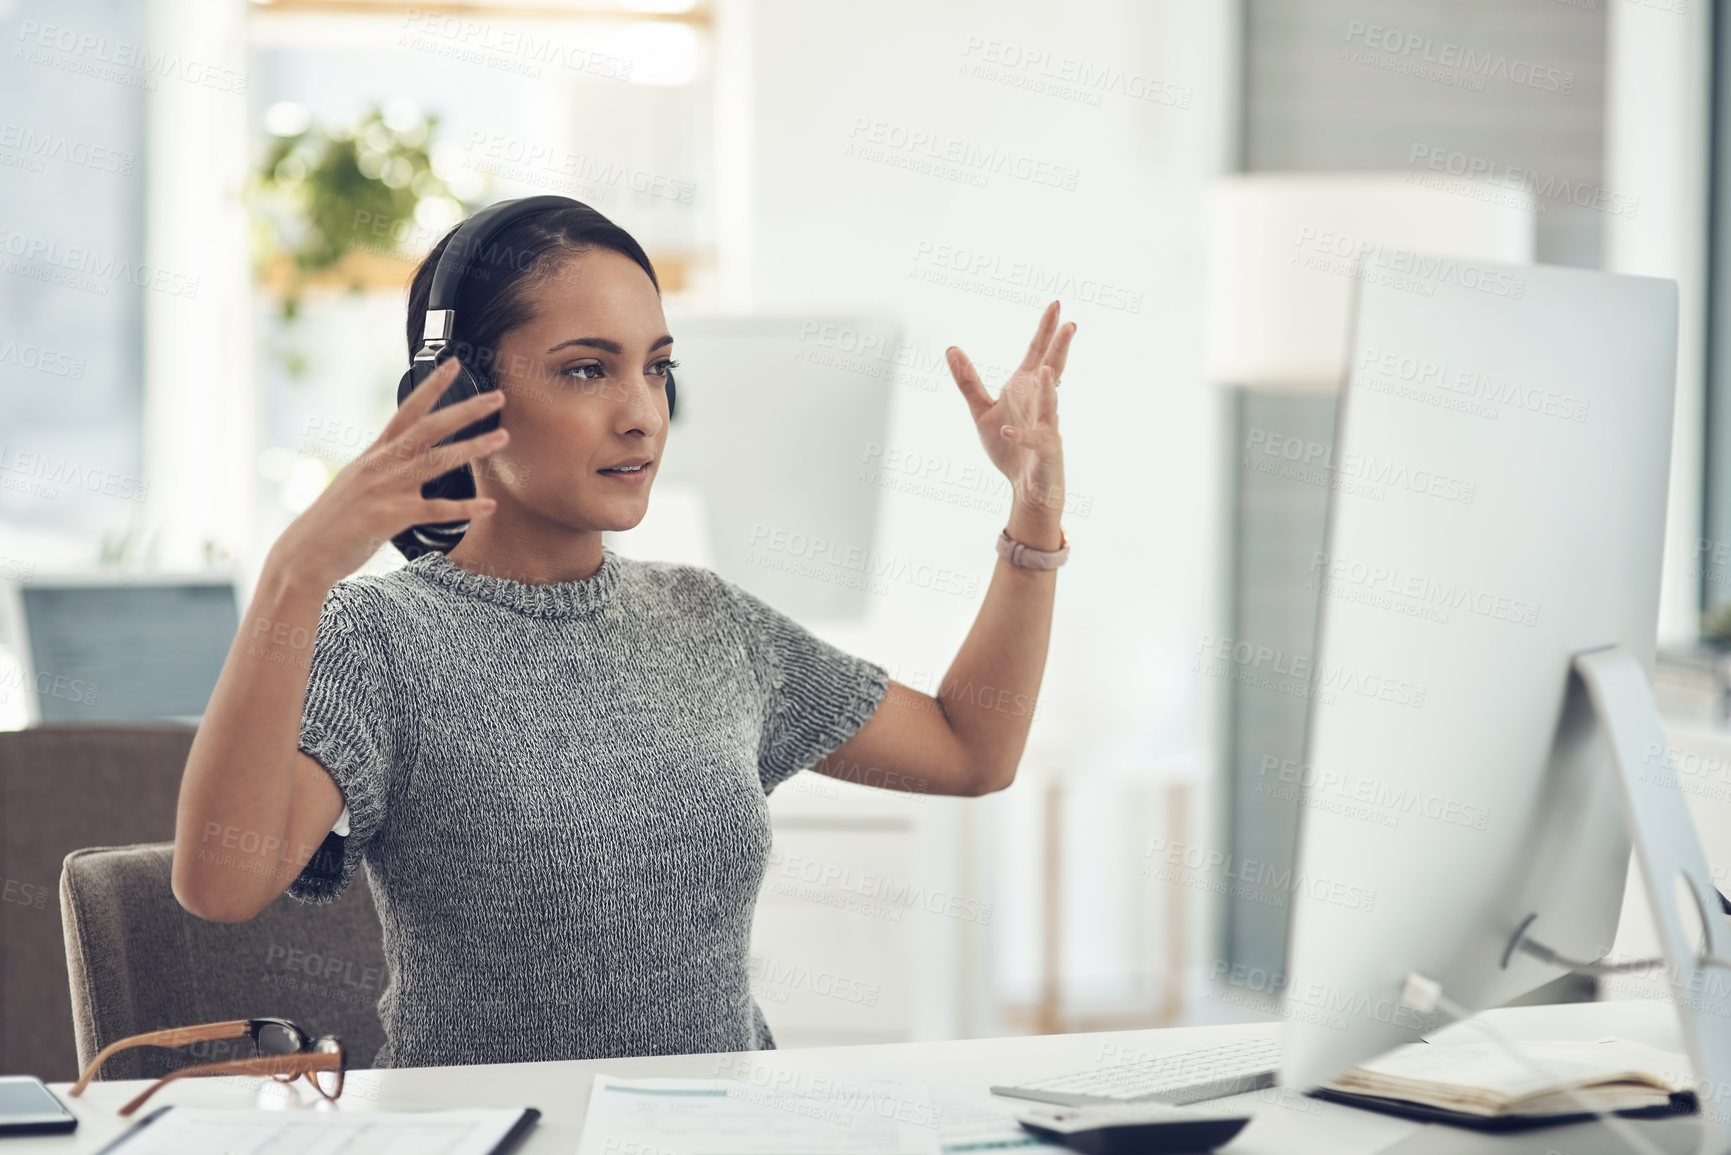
[424,194,578,325]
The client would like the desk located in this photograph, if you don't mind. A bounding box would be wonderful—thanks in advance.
[11,999,1688,1154]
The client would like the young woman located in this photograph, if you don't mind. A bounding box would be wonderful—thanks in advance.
[171,197,1074,1068]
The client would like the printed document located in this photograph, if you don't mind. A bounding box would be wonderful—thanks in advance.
[576,1074,945,1154]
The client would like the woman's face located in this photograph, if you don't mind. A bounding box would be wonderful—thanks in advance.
[480,247,673,533]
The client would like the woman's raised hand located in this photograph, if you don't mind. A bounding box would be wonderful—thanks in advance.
[270,358,509,591]
[945,299,1074,514]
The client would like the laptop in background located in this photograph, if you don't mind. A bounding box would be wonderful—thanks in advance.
[0,574,239,726]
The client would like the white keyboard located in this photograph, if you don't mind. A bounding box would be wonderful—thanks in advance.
[990,1037,1281,1107]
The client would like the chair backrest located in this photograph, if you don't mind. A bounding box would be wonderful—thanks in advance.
[61,843,387,1081]
[0,724,196,1080]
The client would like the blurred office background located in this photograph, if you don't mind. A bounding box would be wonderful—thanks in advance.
[1,0,1726,1067]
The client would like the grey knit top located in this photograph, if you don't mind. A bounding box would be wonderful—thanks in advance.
[287,545,890,1068]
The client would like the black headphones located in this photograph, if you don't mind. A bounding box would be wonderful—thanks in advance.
[393,195,676,554]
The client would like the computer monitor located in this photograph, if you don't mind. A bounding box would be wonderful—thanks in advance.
[0,574,239,725]
[1278,259,1687,1089]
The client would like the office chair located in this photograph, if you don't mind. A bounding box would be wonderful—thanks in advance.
[61,843,387,1081]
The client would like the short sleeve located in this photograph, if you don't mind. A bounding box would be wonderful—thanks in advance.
[287,584,404,905]
[712,574,890,794]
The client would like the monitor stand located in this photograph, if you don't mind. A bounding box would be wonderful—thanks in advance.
[1509,647,1731,1155]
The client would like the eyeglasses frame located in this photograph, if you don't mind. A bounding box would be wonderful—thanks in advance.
[69,1017,344,1113]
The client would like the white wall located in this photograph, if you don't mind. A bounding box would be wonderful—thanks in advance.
[141,0,255,572]
[1603,0,1712,646]
[719,0,1234,1034]
[1599,0,1716,1005]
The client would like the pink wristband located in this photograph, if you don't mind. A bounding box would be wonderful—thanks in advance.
[998,526,1069,570]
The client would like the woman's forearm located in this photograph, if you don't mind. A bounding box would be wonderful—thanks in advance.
[936,494,1063,792]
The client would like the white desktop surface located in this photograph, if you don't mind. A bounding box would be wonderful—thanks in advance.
[18,1000,1685,1154]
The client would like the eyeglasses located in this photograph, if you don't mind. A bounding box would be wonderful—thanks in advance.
[68,1018,347,1116]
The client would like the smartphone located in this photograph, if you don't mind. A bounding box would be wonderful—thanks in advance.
[0,1077,76,1134]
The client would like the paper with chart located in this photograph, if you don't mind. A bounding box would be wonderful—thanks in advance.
[97,1105,533,1155]
[576,1074,946,1154]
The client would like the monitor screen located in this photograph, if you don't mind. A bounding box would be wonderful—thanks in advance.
[19,583,238,723]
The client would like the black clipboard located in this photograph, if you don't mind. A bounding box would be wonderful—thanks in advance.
[1309,1087,1698,1132]
[92,1104,542,1154]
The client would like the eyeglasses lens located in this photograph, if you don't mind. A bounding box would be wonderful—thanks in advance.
[311,1038,344,1099]
[255,1022,303,1084]
[255,1023,302,1057]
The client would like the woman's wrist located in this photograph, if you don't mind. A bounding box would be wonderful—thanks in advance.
[1005,493,1064,553]
[259,541,339,608]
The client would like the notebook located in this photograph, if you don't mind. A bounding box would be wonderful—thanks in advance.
[94,1105,540,1155]
[1316,1037,1698,1131]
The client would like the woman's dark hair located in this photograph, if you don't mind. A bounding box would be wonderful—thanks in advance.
[393,199,660,560]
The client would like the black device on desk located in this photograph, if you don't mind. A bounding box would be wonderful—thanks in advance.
[0,1077,76,1134]
[1016,1101,1251,1154]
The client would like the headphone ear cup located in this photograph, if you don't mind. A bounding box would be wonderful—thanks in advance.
[394,348,492,557]
[397,345,462,408]
[419,362,491,506]
[445,363,500,442]
[398,351,499,447]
